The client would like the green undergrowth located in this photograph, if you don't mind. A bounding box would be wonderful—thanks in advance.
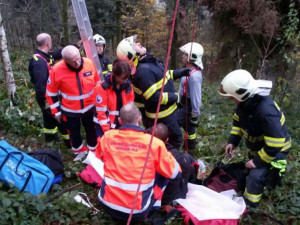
[0,52,299,224]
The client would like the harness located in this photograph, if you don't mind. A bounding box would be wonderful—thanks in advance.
[182,68,199,96]
[183,68,199,152]
[33,53,53,73]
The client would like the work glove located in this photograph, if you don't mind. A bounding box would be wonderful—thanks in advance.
[173,68,191,79]
[266,159,287,190]
[190,112,198,126]
[271,159,287,175]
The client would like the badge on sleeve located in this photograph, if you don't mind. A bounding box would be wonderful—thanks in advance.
[47,77,51,84]
[96,95,102,104]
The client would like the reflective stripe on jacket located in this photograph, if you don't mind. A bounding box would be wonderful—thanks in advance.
[98,54,112,75]
[46,57,100,117]
[228,95,291,168]
[132,53,178,119]
[96,125,181,215]
[94,74,134,132]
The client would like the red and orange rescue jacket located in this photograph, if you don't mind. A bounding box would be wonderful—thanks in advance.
[93,74,134,132]
[96,125,181,217]
[46,57,100,117]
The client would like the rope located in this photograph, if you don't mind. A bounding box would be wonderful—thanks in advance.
[126,0,181,224]
[184,0,200,153]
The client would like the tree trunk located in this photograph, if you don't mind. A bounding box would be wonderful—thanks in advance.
[60,0,70,45]
[115,0,122,50]
[170,16,178,69]
[0,12,16,99]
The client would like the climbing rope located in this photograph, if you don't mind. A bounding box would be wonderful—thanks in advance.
[184,0,200,153]
[126,0,201,223]
[126,0,181,224]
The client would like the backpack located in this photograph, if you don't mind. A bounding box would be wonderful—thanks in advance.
[27,149,64,184]
[204,162,248,193]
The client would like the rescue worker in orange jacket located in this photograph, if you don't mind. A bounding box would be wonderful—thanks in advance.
[46,45,100,161]
[96,103,182,221]
[28,33,70,147]
[94,59,134,138]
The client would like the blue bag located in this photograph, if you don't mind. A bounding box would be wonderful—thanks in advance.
[0,140,54,195]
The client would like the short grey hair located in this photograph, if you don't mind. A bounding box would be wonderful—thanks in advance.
[120,103,141,125]
[61,45,80,59]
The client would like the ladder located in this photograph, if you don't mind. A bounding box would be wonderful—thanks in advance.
[71,0,103,80]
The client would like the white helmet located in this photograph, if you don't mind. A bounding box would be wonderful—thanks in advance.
[179,42,204,69]
[116,35,137,64]
[93,34,106,46]
[219,69,258,102]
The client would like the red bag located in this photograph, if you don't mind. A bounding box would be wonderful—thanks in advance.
[204,167,239,193]
[204,162,247,193]
[177,205,240,225]
[77,165,103,187]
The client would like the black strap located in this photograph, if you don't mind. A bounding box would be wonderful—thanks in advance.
[76,72,85,109]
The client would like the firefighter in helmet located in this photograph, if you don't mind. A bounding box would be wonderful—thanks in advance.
[93,34,112,75]
[116,35,190,149]
[176,42,204,153]
[219,69,291,207]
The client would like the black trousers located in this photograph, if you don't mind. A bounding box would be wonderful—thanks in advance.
[36,95,68,141]
[64,108,97,151]
[176,103,197,151]
[244,166,269,207]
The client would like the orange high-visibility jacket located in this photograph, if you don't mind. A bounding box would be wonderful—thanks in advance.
[94,74,134,132]
[96,125,182,216]
[46,58,100,117]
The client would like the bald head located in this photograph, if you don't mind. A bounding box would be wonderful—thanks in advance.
[62,45,82,69]
[119,103,141,125]
[36,33,51,46]
[36,33,52,52]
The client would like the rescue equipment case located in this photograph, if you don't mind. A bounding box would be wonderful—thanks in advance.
[0,140,54,195]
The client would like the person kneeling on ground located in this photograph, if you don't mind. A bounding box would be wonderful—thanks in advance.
[219,69,291,208]
[95,103,182,221]
[147,123,198,205]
